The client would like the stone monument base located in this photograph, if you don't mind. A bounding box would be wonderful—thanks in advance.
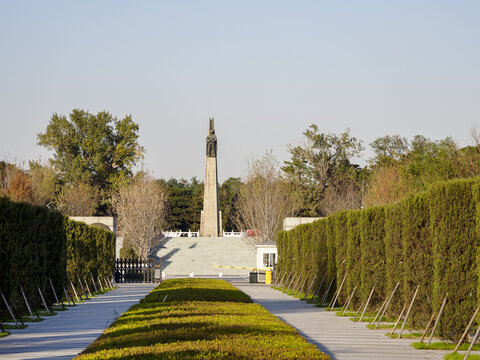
[200,210,222,237]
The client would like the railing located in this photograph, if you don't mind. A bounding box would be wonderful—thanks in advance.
[162,231,246,237]
[115,258,159,283]
[163,231,200,237]
[223,231,245,237]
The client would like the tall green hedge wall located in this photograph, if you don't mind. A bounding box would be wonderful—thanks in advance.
[277,177,480,340]
[0,197,114,318]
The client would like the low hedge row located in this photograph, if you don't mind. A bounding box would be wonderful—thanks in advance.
[277,177,480,340]
[75,279,330,360]
[0,197,114,318]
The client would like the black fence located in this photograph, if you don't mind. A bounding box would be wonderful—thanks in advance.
[115,258,160,283]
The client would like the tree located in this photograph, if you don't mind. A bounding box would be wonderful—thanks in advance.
[29,161,57,206]
[219,177,242,231]
[0,162,33,202]
[236,151,298,245]
[56,181,99,216]
[37,109,143,213]
[163,177,203,231]
[113,175,168,258]
[282,125,363,216]
[322,178,363,214]
[369,135,409,168]
[363,164,409,207]
[403,135,459,191]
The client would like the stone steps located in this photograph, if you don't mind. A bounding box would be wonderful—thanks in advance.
[155,237,257,276]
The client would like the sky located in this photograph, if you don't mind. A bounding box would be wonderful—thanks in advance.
[0,1,479,182]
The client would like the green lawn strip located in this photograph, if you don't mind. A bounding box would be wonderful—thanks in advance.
[336,311,355,317]
[74,279,330,360]
[323,307,342,312]
[444,353,480,360]
[37,311,57,316]
[0,331,10,337]
[386,332,423,339]
[350,316,375,322]
[2,324,28,329]
[366,323,395,329]
[412,341,480,351]
[4,316,44,323]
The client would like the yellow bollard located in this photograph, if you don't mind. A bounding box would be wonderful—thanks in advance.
[265,270,272,285]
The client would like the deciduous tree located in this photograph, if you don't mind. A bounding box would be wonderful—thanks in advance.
[29,161,57,206]
[56,181,99,216]
[236,151,298,245]
[282,125,363,216]
[37,109,143,213]
[114,175,167,258]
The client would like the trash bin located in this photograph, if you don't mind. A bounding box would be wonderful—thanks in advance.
[265,270,272,285]
[249,272,258,283]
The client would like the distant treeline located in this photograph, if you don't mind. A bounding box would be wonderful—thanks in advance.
[160,177,241,232]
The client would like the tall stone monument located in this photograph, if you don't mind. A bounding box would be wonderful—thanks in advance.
[200,118,222,237]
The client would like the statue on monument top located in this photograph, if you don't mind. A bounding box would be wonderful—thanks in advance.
[206,117,217,158]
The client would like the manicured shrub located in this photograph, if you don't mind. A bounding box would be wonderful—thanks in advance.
[274,177,480,340]
[65,218,115,289]
[0,196,114,320]
[333,211,348,304]
[402,192,432,327]
[359,206,386,308]
[312,219,329,297]
[0,197,66,317]
[325,217,336,299]
[474,179,480,302]
[429,179,477,340]
[384,202,404,315]
[345,210,362,309]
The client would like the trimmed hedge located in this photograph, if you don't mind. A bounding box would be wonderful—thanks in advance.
[429,179,478,339]
[346,210,362,309]
[277,177,480,341]
[402,192,432,327]
[65,218,115,289]
[333,211,348,304]
[0,197,114,319]
[0,197,66,316]
[384,203,404,315]
[359,206,386,308]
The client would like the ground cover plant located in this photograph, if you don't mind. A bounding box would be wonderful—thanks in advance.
[75,279,330,360]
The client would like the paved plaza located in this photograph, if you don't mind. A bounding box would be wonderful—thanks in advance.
[0,283,157,360]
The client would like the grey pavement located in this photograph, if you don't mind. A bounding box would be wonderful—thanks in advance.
[0,283,157,360]
[232,282,453,360]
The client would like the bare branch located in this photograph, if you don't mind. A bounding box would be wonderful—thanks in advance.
[113,175,167,258]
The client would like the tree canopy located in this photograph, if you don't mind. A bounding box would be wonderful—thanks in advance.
[37,109,143,213]
[282,125,364,216]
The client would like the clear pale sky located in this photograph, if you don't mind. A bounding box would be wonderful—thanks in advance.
[1,1,479,182]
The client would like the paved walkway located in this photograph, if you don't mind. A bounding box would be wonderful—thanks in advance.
[0,283,157,360]
[232,282,450,360]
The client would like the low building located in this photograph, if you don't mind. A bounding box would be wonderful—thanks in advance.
[255,240,277,269]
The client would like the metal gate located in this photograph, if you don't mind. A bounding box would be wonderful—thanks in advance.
[114,258,161,283]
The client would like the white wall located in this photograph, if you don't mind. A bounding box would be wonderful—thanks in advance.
[283,217,323,231]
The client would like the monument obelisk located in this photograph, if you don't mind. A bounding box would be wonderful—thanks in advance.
[200,118,222,237]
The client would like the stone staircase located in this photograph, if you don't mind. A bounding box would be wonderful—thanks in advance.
[155,237,257,277]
